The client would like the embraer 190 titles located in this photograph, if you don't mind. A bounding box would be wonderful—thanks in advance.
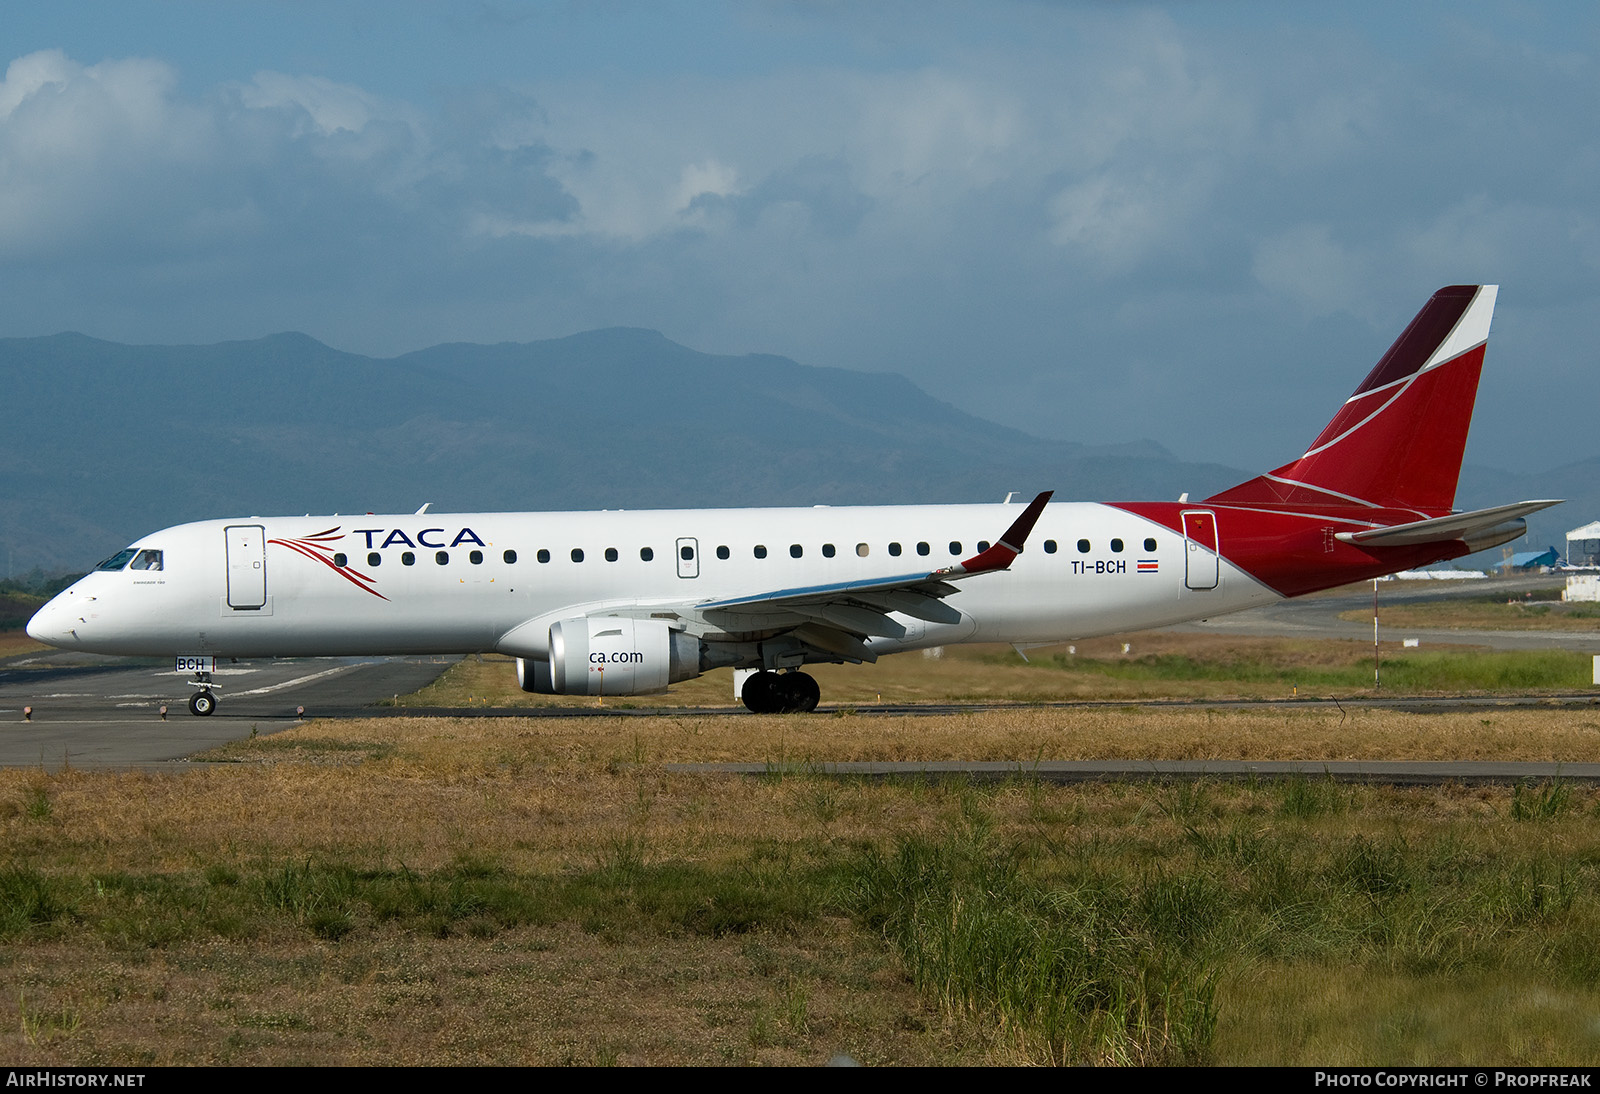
[28,286,1560,716]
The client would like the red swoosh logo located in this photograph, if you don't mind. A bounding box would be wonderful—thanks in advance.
[268,528,390,601]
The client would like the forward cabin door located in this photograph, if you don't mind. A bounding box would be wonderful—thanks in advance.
[225,525,267,609]
[1181,510,1219,591]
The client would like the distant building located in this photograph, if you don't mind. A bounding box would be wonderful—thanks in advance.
[1501,547,1560,572]
[1564,521,1600,601]
[1568,521,1600,567]
[1567,575,1600,603]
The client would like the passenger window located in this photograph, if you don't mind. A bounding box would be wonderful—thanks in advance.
[402,552,416,566]
[790,544,803,558]
[640,547,654,561]
[856,543,869,557]
[130,549,163,571]
[368,552,381,567]
[1144,538,1157,552]
[1043,540,1057,554]
[755,545,767,559]
[470,550,483,564]
[888,542,902,557]
[977,541,990,552]
[536,550,550,564]
[1111,539,1124,553]
[571,548,584,563]
[681,544,695,561]
[333,553,348,567]
[822,543,835,558]
[916,542,930,556]
[948,541,961,555]
[436,551,449,565]
[605,548,619,562]
[716,545,730,560]
[1077,539,1090,553]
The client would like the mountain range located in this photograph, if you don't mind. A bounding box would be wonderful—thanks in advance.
[0,328,1586,574]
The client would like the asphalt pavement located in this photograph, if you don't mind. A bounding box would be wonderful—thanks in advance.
[0,651,455,769]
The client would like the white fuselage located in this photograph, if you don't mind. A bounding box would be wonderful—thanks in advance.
[26,501,1276,661]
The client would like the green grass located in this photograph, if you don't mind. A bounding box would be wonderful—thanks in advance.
[990,647,1593,692]
[0,866,73,939]
[0,852,830,950]
[10,774,1600,1063]
[830,775,1600,1062]
[1510,779,1577,822]
[843,830,1218,1064]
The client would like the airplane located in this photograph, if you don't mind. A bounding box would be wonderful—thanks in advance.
[27,284,1559,716]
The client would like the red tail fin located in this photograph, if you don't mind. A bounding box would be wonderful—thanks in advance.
[1207,285,1496,516]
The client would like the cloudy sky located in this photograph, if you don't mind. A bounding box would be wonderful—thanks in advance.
[2,1,1596,474]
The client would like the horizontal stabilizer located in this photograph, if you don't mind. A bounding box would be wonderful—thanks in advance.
[1335,500,1563,548]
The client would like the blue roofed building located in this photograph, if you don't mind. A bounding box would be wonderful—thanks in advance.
[1500,547,1561,572]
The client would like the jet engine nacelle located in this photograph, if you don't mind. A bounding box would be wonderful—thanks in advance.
[516,616,701,696]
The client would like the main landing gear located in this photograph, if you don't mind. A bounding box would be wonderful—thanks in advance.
[188,672,218,717]
[741,670,820,714]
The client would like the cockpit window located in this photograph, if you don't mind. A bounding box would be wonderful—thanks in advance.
[130,549,164,572]
[95,548,138,572]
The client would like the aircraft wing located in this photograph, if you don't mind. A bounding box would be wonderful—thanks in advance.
[694,491,1051,657]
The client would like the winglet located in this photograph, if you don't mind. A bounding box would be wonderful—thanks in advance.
[943,491,1053,577]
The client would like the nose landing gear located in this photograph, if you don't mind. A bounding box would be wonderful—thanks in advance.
[187,672,218,716]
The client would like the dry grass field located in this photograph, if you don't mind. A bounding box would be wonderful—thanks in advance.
[2,699,1600,1063]
[3,628,1600,1065]
[393,632,1597,711]
[0,632,45,658]
[0,589,47,657]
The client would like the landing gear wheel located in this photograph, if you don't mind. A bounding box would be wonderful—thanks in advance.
[778,671,820,713]
[741,670,782,714]
[189,691,216,717]
[741,670,820,713]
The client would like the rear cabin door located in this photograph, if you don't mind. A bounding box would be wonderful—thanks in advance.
[1181,510,1219,591]
[225,525,267,609]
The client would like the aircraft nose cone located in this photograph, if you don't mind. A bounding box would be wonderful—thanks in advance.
[25,605,52,643]
[25,598,76,647]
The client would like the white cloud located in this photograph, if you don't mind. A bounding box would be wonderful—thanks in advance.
[0,50,212,259]
[475,65,1029,245]
[0,49,76,121]
[237,72,388,137]
[0,50,193,159]
[1397,196,1586,284]
[1047,167,1219,275]
[1251,223,1371,319]
[675,160,740,212]
[846,68,1024,197]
